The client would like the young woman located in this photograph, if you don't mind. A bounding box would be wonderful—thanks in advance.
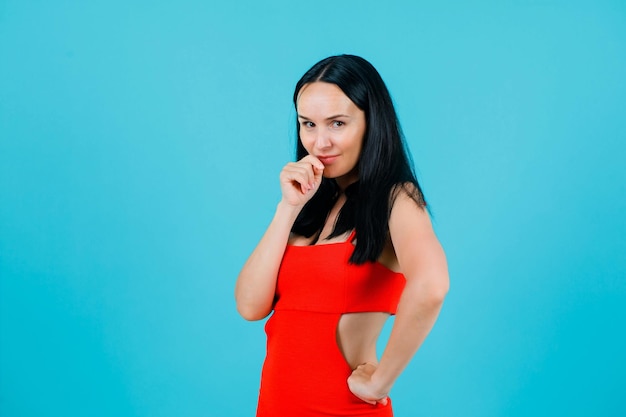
[235,55,449,416]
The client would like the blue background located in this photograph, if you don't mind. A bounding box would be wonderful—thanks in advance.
[1,1,625,416]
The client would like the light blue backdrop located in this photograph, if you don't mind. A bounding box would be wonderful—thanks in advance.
[1,1,625,416]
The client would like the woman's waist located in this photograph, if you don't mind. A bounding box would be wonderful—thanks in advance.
[264,310,382,368]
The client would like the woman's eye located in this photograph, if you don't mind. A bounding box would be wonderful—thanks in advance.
[332,121,344,128]
[301,121,315,128]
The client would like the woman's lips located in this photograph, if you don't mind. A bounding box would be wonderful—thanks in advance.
[317,155,339,165]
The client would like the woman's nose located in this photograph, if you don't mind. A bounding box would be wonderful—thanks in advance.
[315,130,332,149]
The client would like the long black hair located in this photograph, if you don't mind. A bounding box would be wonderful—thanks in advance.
[291,54,425,264]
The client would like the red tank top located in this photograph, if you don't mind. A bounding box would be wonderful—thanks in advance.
[256,231,405,416]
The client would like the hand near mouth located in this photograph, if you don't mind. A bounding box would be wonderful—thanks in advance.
[279,155,325,208]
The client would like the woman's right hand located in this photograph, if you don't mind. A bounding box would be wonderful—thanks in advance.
[279,155,325,207]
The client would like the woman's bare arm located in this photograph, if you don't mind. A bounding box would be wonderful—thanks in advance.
[235,156,324,321]
[348,189,449,404]
[235,202,301,320]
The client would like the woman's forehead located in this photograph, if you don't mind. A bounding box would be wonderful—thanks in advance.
[296,82,360,118]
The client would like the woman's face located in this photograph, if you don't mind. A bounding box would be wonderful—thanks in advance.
[296,82,366,189]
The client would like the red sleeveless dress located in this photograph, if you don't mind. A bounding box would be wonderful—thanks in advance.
[256,232,406,417]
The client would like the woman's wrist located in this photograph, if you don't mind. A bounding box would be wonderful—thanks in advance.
[370,367,394,397]
[276,199,304,219]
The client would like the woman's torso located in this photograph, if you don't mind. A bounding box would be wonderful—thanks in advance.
[288,231,401,368]
[256,230,405,416]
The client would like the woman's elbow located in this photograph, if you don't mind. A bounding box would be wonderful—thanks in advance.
[408,273,449,306]
[430,278,449,304]
[430,269,450,302]
[236,301,271,321]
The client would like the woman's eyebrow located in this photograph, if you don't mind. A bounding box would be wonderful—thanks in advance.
[297,114,351,120]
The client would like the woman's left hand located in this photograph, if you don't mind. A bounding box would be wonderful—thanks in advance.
[347,363,389,406]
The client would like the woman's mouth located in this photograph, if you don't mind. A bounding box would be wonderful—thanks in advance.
[317,155,339,165]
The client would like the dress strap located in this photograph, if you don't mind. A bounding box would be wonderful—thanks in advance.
[347,229,357,243]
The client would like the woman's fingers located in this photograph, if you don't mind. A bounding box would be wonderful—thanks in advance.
[300,155,325,189]
[278,156,325,207]
[301,154,325,171]
[291,157,324,187]
[347,363,389,406]
[282,162,315,192]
